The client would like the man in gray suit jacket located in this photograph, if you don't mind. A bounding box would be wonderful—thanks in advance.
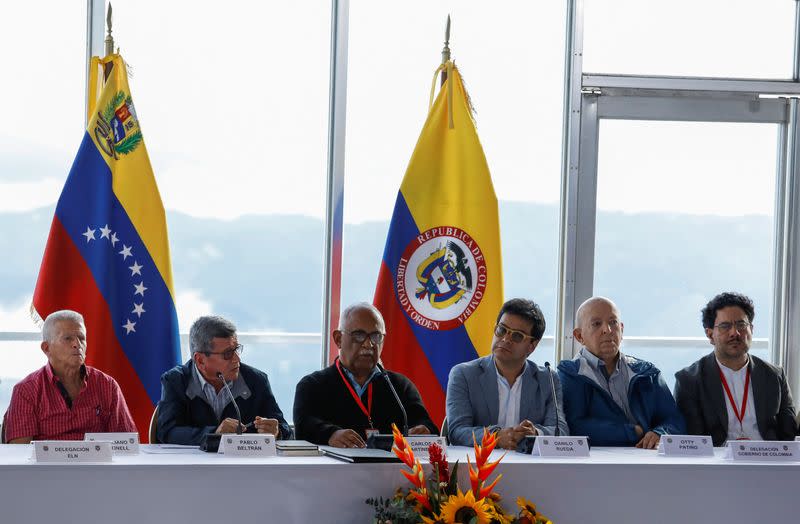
[674,292,798,446]
[446,298,568,449]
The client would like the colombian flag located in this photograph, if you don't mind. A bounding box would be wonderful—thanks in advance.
[374,62,503,425]
[32,55,180,442]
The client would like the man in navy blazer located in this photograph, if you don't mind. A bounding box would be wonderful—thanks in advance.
[446,298,568,450]
[157,316,291,445]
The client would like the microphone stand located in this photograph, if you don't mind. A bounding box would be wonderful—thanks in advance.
[378,364,408,436]
[544,362,561,437]
[217,372,244,434]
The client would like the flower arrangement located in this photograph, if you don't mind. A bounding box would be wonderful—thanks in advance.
[366,424,553,524]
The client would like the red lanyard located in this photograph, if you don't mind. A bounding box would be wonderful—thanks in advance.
[336,359,373,426]
[718,365,750,429]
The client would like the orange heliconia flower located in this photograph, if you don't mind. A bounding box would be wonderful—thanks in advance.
[468,427,505,499]
[392,423,427,491]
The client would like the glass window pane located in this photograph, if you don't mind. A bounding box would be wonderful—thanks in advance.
[0,3,331,422]
[583,0,795,78]
[343,1,566,365]
[593,120,776,376]
[622,340,771,392]
[0,339,48,421]
[0,3,86,418]
[235,334,322,417]
[112,1,331,418]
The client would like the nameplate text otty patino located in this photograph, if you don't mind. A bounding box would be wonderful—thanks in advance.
[658,435,714,457]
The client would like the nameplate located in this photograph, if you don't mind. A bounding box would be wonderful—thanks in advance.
[725,440,800,462]
[657,435,714,457]
[405,436,448,455]
[531,436,590,457]
[218,434,276,457]
[85,432,140,455]
[33,440,113,463]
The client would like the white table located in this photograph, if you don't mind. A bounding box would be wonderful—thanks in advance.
[0,444,797,523]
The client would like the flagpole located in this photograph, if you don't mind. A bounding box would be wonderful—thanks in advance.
[440,15,451,86]
[104,3,115,79]
[85,1,104,127]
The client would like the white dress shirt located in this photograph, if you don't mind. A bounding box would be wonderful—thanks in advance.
[495,361,526,429]
[717,357,762,441]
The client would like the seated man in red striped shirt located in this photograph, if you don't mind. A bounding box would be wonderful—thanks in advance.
[4,310,136,443]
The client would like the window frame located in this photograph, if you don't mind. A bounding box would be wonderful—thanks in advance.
[78,0,800,399]
[559,0,800,398]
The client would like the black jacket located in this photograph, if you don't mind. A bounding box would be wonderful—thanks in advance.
[157,360,292,445]
[674,352,797,446]
[293,362,438,445]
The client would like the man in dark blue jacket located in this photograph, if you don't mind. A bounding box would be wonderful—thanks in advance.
[157,316,292,445]
[558,297,684,448]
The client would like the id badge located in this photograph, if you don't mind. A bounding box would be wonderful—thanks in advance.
[365,428,379,439]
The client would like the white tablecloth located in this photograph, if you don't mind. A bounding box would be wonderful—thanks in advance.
[1,444,796,523]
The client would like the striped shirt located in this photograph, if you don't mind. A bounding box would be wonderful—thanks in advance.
[4,363,136,441]
[192,363,245,421]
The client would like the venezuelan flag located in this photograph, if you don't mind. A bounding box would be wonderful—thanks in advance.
[32,55,180,442]
[374,62,503,425]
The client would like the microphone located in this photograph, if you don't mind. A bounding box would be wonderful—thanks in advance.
[544,362,561,437]
[377,364,408,436]
[216,372,243,435]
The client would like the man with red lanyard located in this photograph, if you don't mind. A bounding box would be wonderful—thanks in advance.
[4,310,136,443]
[675,292,798,446]
[293,302,438,447]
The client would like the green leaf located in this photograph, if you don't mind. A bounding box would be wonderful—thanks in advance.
[102,91,127,124]
[426,476,440,514]
[115,131,142,155]
[447,460,460,496]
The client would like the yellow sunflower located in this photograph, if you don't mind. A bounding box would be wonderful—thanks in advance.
[421,515,446,524]
[516,497,534,513]
[439,489,492,524]
[515,497,552,524]
[486,505,513,524]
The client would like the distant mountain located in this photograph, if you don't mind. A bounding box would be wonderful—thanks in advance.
[0,203,772,337]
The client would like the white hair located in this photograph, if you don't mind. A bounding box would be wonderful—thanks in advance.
[338,302,385,331]
[42,310,85,342]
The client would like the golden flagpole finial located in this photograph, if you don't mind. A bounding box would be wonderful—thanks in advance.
[441,15,451,65]
[440,15,451,87]
[104,3,115,57]
[102,3,116,80]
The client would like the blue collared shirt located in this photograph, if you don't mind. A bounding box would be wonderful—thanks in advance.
[578,347,636,424]
[191,364,250,421]
[341,365,381,397]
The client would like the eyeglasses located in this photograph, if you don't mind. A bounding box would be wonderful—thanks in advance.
[713,321,752,332]
[344,330,385,345]
[494,324,534,343]
[203,344,244,360]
